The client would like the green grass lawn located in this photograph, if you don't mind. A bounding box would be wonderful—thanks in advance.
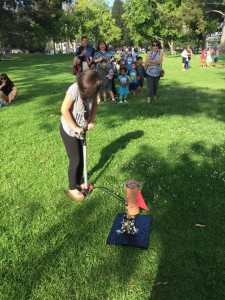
[0,53,225,300]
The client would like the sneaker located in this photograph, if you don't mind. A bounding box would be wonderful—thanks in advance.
[120,100,122,103]
[0,101,5,108]
[124,100,128,103]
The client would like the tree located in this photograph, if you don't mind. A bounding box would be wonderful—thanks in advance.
[112,0,129,46]
[156,1,186,53]
[206,6,225,51]
[0,0,72,53]
[122,0,159,45]
[69,0,121,46]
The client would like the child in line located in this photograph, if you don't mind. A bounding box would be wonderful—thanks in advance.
[128,62,138,96]
[126,52,134,72]
[60,69,102,201]
[97,59,116,103]
[136,56,146,94]
[118,67,130,103]
[118,54,127,70]
[213,50,219,67]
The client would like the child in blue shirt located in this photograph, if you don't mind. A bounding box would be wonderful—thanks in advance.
[126,52,134,72]
[118,67,130,103]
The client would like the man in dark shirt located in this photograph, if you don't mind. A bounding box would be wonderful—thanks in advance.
[73,36,95,72]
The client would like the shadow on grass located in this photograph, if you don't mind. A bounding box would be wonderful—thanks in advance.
[0,195,143,299]
[1,140,225,299]
[95,77,225,122]
[24,80,224,134]
[89,130,144,183]
[2,56,225,133]
[120,141,225,299]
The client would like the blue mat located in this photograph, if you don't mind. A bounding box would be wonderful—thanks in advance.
[106,213,153,249]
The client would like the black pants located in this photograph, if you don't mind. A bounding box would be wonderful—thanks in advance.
[112,77,117,96]
[146,76,160,97]
[60,124,83,190]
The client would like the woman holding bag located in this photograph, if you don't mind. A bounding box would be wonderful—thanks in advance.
[145,40,163,103]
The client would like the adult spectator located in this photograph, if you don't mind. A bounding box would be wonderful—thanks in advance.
[93,40,114,71]
[186,45,193,69]
[73,36,95,73]
[145,40,163,104]
[0,73,18,104]
[181,46,188,71]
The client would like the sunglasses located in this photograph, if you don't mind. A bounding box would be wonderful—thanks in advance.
[1,78,7,80]
[152,44,158,46]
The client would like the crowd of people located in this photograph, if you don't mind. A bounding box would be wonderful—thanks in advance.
[181,45,220,70]
[200,47,220,68]
[1,35,222,201]
[72,36,164,105]
[61,36,164,200]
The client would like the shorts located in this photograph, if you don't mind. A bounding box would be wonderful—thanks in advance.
[102,80,112,93]
[137,78,144,88]
[182,57,187,64]
[129,82,137,91]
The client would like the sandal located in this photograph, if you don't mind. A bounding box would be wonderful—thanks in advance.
[67,189,85,201]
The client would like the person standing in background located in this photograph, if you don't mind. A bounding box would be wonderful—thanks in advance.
[181,46,188,71]
[145,40,163,103]
[73,36,95,74]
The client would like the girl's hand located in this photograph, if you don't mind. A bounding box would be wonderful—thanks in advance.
[74,127,84,135]
[88,123,94,131]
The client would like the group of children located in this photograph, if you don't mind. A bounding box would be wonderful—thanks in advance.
[74,53,146,104]
[93,55,146,104]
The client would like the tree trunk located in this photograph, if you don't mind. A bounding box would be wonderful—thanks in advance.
[168,40,174,54]
[220,16,225,53]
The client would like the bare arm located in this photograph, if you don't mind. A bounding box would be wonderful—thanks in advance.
[9,86,18,101]
[145,51,163,67]
[61,93,84,135]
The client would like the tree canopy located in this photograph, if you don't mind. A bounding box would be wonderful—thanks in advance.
[0,0,224,53]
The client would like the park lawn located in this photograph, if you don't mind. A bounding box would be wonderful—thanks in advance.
[0,53,225,300]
